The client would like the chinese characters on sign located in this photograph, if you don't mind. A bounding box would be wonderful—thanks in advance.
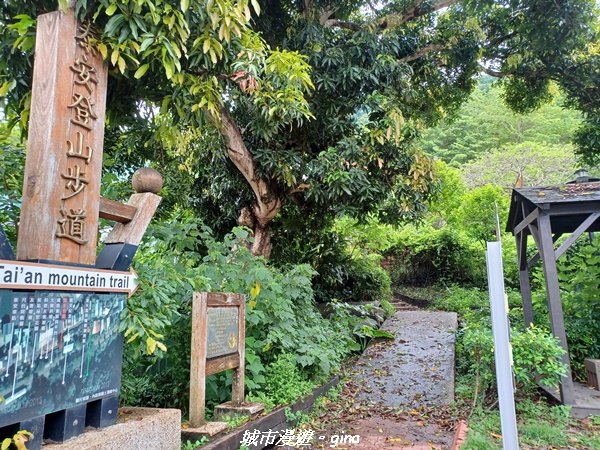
[16,9,108,265]
[57,23,101,246]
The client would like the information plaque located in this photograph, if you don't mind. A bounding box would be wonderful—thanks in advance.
[206,307,239,359]
[189,292,245,429]
[0,290,124,428]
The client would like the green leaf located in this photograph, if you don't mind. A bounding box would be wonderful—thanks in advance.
[105,3,118,16]
[0,80,16,97]
[369,329,395,339]
[180,0,189,12]
[2,438,12,450]
[134,63,150,79]
[58,0,69,12]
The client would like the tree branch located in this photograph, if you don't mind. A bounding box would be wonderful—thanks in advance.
[216,106,281,226]
[289,183,311,194]
[479,64,507,78]
[323,18,361,31]
[399,44,445,63]
[322,0,457,32]
[396,0,457,25]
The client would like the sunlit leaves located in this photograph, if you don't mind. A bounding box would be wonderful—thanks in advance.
[1,431,33,450]
[0,80,16,97]
[6,14,35,52]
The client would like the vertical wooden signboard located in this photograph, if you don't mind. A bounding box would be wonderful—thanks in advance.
[16,9,107,266]
[189,292,247,432]
[1,7,161,450]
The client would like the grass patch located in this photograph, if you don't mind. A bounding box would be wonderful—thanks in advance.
[462,430,500,450]
[463,401,600,450]
[519,420,569,447]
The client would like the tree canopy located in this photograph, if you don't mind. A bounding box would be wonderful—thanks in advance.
[420,79,582,166]
[0,0,598,256]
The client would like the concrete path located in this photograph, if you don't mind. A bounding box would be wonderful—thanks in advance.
[353,311,458,407]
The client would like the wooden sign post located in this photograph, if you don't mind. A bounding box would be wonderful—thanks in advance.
[0,7,162,450]
[16,8,107,266]
[189,292,263,436]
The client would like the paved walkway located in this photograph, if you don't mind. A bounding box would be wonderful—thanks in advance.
[313,310,459,449]
[353,311,458,407]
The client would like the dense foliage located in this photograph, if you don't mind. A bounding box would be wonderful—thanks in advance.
[420,80,581,166]
[435,287,567,404]
[0,0,598,434]
[121,217,383,414]
[531,240,600,380]
[0,123,23,245]
[1,0,598,257]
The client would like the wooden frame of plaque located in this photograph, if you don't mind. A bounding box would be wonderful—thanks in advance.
[189,292,245,428]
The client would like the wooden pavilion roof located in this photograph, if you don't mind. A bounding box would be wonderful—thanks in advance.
[507,182,600,234]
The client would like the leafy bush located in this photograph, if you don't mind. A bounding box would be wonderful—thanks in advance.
[386,226,486,287]
[272,213,393,306]
[433,286,523,325]
[531,240,600,380]
[0,132,24,247]
[458,324,566,402]
[255,353,315,407]
[435,286,566,405]
[342,254,392,303]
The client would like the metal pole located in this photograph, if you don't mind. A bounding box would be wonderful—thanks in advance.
[486,241,520,450]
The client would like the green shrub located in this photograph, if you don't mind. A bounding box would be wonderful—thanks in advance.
[436,286,567,405]
[258,353,315,407]
[0,134,24,247]
[271,213,393,306]
[459,324,566,403]
[531,240,600,381]
[386,226,486,287]
[343,254,392,303]
[433,286,523,325]
[432,286,490,324]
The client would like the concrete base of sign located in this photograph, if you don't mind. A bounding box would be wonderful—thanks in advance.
[43,407,180,450]
[182,421,229,439]
[213,402,264,421]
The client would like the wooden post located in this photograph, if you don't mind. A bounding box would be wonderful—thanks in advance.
[515,231,534,326]
[537,214,575,405]
[16,9,107,265]
[190,292,208,428]
[95,168,162,271]
[232,296,246,405]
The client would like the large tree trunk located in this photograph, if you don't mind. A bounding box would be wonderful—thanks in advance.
[217,106,281,258]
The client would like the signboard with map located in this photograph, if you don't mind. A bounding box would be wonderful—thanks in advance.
[0,291,125,428]
[0,5,161,448]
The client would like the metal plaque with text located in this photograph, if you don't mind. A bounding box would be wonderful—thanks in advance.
[206,307,238,359]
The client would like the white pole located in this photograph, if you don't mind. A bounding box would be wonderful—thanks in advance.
[486,241,519,450]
